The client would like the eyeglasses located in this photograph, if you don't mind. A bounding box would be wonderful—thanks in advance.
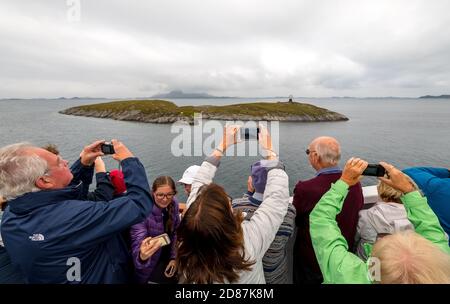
[155,192,175,199]
[305,148,316,155]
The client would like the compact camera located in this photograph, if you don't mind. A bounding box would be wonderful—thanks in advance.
[101,142,115,155]
[362,164,386,177]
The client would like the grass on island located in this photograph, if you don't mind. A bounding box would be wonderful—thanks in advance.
[64,99,335,118]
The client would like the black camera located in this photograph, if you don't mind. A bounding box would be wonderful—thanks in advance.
[101,142,115,155]
[362,164,386,177]
[240,127,260,140]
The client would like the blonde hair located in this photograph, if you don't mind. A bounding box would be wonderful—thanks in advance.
[377,177,418,204]
[371,230,450,284]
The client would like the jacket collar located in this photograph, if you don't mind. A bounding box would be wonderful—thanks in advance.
[151,204,164,216]
[316,166,342,176]
[8,182,84,214]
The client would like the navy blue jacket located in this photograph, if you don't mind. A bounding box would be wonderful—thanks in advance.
[0,157,153,283]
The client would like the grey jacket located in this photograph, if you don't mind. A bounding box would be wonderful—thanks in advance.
[185,157,290,284]
[355,202,414,260]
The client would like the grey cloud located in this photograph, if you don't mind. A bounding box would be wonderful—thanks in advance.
[1,0,450,98]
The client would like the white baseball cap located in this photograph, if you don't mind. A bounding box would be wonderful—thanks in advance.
[178,165,200,185]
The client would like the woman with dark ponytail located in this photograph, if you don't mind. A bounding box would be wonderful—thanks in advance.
[130,176,180,283]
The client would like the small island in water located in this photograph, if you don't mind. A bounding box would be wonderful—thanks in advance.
[419,95,450,99]
[59,100,349,124]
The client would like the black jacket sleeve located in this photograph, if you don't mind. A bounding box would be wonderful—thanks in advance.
[86,172,115,201]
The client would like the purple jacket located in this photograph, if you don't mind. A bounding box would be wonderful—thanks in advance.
[130,197,180,283]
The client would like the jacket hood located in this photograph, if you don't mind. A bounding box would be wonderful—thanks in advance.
[366,202,414,235]
[7,182,84,215]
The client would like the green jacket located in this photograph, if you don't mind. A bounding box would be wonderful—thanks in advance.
[310,179,449,284]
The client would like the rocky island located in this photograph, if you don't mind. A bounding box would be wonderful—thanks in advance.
[59,100,349,124]
[419,95,450,99]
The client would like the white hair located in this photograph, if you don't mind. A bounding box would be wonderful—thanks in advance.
[0,143,48,200]
[372,230,450,283]
[314,138,341,166]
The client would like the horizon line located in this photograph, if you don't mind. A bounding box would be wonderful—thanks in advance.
[2,95,445,100]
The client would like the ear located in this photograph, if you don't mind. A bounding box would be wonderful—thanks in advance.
[35,176,54,190]
[314,153,322,164]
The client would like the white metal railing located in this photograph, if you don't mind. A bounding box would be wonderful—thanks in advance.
[362,185,379,204]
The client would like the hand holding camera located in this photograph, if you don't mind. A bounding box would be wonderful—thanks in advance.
[258,125,276,160]
[80,140,134,166]
[110,139,134,162]
[340,157,368,186]
[80,140,106,166]
[362,164,386,177]
[378,162,416,194]
[213,125,240,157]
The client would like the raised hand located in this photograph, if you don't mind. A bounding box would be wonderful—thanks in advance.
[221,125,240,151]
[258,124,277,160]
[80,140,105,166]
[111,139,134,162]
[378,162,416,194]
[247,176,255,193]
[340,157,368,186]
[213,125,240,158]
[94,157,106,173]
[258,124,273,151]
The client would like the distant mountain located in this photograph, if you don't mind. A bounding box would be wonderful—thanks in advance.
[419,95,450,99]
[151,90,230,99]
[56,97,108,100]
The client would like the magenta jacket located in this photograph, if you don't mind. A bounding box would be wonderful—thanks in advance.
[130,197,180,283]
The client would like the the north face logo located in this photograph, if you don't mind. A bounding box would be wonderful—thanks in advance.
[29,234,45,241]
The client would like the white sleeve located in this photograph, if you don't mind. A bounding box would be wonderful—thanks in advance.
[185,161,217,210]
[242,168,289,259]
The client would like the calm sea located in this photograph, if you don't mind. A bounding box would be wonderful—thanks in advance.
[1,97,449,201]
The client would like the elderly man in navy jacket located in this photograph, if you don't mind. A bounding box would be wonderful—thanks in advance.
[0,140,153,283]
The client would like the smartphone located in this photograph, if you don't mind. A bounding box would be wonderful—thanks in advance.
[151,233,171,247]
[240,127,259,140]
[362,164,386,177]
[101,142,115,155]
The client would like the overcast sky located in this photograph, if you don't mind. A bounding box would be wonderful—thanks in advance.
[1,0,450,98]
